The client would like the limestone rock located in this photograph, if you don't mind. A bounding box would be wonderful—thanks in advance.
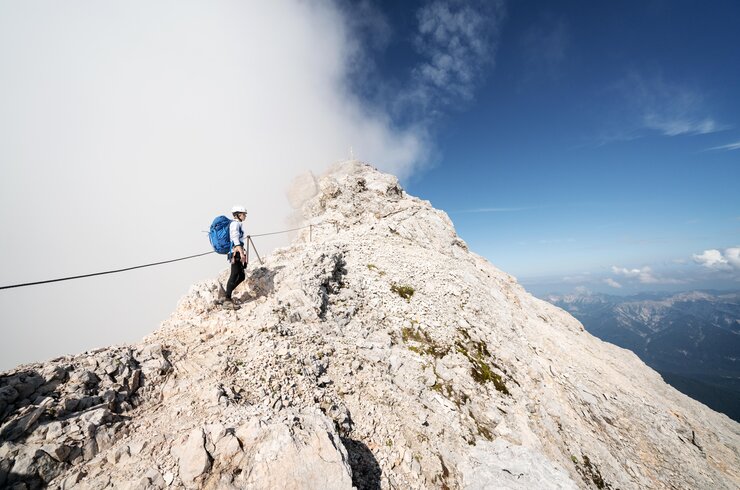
[1,161,738,489]
[234,410,353,489]
[459,439,578,489]
[174,428,212,485]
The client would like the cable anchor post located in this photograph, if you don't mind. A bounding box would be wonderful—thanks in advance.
[245,235,251,265]
[248,236,264,265]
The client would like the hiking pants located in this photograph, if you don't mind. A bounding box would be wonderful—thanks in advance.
[226,252,247,299]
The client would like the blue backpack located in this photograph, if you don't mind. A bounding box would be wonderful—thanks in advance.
[209,216,233,254]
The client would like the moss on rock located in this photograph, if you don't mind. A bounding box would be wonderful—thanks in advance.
[391,284,415,301]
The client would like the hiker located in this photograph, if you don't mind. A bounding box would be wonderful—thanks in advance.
[224,205,248,308]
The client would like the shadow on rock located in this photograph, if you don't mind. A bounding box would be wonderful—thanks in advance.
[237,265,284,302]
[341,437,381,490]
[3,465,63,490]
[1,369,57,443]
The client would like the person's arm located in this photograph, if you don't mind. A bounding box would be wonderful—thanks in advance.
[230,221,245,263]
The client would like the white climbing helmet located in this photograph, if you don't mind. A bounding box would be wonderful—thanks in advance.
[231,205,247,215]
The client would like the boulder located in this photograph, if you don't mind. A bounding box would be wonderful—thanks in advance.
[174,428,212,485]
[234,410,353,490]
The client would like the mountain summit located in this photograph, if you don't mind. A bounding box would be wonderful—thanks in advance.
[1,161,738,489]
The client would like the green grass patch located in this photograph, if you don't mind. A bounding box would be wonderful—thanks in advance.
[402,327,449,358]
[455,339,511,395]
[367,263,386,275]
[391,284,415,301]
[572,453,612,489]
[432,379,469,408]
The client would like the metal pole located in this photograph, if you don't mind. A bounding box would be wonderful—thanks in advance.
[249,236,264,265]
[309,224,313,243]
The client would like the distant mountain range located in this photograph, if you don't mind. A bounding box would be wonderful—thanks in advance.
[543,290,740,422]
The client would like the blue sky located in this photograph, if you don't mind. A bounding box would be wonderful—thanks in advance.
[347,0,740,294]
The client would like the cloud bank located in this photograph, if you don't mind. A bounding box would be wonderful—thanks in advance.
[611,266,684,284]
[0,1,458,370]
[529,244,740,295]
[693,247,740,272]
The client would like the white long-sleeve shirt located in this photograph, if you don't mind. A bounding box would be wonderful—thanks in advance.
[229,220,245,248]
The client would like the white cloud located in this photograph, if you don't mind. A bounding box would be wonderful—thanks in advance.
[693,250,729,270]
[612,266,647,280]
[337,0,393,83]
[611,266,683,284]
[405,0,505,113]
[707,141,740,151]
[729,248,740,269]
[693,247,740,271]
[618,73,721,138]
[643,114,717,136]
[346,0,393,52]
[0,1,434,370]
[604,278,623,288]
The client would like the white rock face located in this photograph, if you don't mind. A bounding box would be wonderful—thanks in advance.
[174,428,211,486]
[235,409,353,489]
[459,439,577,490]
[1,161,739,489]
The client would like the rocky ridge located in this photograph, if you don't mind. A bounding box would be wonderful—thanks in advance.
[1,161,739,489]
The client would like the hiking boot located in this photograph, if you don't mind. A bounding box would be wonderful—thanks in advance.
[224,299,242,310]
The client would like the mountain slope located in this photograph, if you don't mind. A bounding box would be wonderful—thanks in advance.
[546,291,740,421]
[1,161,739,489]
